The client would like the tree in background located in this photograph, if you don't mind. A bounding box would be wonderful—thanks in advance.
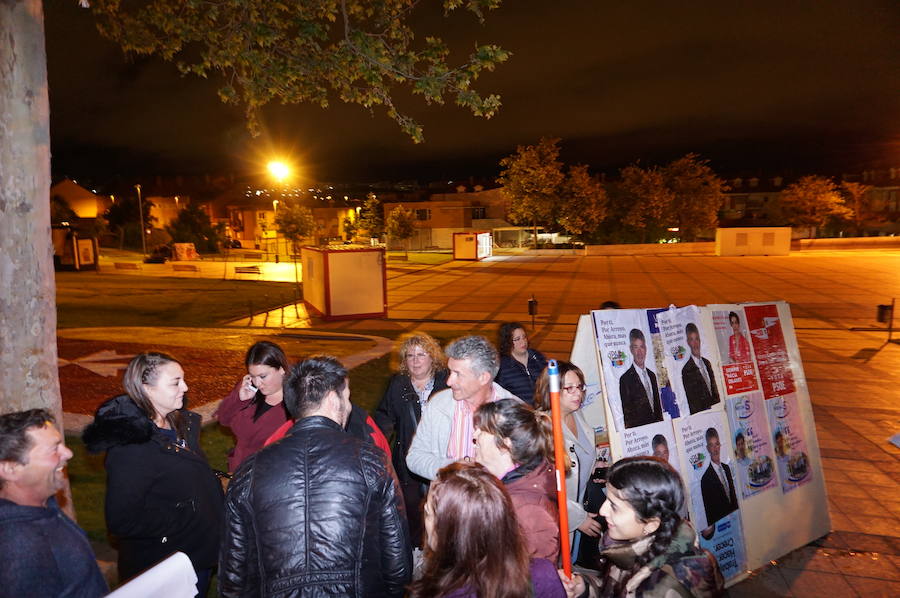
[557,164,607,239]
[385,204,417,258]
[275,198,316,293]
[616,163,674,243]
[603,154,725,243]
[663,154,728,242]
[89,0,509,142]
[342,216,359,242]
[497,137,565,246]
[359,193,385,241]
[104,193,155,250]
[840,181,877,236]
[165,201,224,253]
[779,176,851,237]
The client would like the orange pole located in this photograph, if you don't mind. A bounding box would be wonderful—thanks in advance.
[548,359,572,577]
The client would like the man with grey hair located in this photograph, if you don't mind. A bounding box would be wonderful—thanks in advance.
[407,335,517,480]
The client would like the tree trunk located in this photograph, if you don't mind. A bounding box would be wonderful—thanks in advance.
[532,220,538,248]
[1,0,72,513]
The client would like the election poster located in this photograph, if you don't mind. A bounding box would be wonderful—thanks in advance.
[619,420,680,474]
[726,392,778,499]
[744,303,796,400]
[766,393,813,494]
[592,310,665,432]
[675,410,738,531]
[647,308,681,419]
[711,308,759,396]
[698,510,747,582]
[657,306,723,417]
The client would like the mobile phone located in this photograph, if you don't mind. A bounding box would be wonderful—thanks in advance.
[247,383,258,393]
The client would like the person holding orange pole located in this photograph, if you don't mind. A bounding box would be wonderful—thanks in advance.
[535,361,603,565]
[545,359,574,577]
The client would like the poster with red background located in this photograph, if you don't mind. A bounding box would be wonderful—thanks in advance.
[744,304,796,399]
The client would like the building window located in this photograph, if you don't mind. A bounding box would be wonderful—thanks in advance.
[416,209,431,221]
[736,233,748,246]
[763,232,775,246]
[471,206,487,219]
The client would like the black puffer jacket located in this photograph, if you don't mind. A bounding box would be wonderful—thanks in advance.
[82,395,224,581]
[219,416,412,598]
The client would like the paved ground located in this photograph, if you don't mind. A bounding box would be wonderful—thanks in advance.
[73,248,900,596]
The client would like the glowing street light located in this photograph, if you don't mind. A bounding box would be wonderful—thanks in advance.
[267,160,291,183]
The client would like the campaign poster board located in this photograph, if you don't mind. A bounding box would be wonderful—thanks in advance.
[575,302,828,586]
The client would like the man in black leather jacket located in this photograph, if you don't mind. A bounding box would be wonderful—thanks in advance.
[219,356,412,597]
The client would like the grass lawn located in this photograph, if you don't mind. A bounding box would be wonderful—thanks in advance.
[56,273,298,328]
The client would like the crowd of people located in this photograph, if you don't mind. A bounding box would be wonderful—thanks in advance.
[0,321,724,598]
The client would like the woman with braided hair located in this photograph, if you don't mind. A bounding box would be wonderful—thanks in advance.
[558,457,723,598]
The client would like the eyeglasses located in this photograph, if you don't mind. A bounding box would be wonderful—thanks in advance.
[562,384,586,393]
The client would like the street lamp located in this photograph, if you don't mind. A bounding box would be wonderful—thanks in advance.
[267,161,291,183]
[134,184,147,256]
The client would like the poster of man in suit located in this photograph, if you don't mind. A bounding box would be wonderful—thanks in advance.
[681,322,721,414]
[700,427,740,526]
[657,306,723,417]
[618,328,664,428]
[592,310,661,432]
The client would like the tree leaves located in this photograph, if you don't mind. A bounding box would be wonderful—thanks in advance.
[780,176,851,234]
[89,0,509,142]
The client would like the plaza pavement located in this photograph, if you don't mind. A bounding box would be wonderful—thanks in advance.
[84,248,900,596]
[307,249,900,597]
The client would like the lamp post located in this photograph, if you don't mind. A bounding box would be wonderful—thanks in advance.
[134,184,147,256]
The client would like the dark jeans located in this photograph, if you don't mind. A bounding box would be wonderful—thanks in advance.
[401,479,428,548]
[195,568,211,597]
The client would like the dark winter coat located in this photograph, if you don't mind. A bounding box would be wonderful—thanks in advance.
[218,415,412,598]
[373,370,449,484]
[82,395,224,581]
[495,349,548,405]
[0,496,108,598]
[576,520,724,598]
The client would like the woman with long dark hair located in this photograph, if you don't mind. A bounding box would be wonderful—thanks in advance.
[410,462,565,598]
[495,322,547,405]
[83,352,223,597]
[558,457,723,598]
[217,341,291,472]
[473,398,560,563]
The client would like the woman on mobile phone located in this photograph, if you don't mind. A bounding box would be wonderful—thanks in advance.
[216,341,291,472]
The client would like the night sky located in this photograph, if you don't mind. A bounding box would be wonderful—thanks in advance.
[45,0,899,183]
